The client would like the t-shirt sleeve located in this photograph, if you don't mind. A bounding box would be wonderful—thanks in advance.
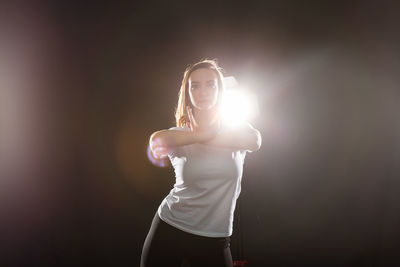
[239,149,247,164]
[238,122,257,155]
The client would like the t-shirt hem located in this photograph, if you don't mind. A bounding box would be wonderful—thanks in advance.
[157,209,231,238]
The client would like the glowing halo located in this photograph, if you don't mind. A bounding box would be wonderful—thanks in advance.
[147,138,169,167]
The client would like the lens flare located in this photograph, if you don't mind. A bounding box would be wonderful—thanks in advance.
[147,138,169,167]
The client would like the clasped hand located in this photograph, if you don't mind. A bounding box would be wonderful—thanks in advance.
[186,106,221,143]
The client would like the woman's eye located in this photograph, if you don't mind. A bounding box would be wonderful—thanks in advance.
[191,85,199,90]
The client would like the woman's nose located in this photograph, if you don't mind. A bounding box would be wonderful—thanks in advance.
[199,85,210,95]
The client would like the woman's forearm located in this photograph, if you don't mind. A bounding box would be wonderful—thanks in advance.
[202,123,262,152]
[150,127,218,152]
[150,130,202,149]
[150,123,261,156]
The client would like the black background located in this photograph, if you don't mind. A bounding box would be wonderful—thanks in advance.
[0,1,399,266]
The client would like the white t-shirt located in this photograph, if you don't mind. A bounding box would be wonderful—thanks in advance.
[157,125,248,237]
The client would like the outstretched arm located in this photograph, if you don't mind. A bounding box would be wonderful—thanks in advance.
[149,126,218,158]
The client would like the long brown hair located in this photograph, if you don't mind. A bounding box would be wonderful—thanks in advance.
[175,59,225,127]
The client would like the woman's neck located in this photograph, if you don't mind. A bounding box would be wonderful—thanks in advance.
[193,106,218,129]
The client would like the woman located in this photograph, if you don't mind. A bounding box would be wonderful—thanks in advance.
[141,59,261,267]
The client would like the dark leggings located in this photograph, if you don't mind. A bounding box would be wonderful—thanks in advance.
[140,212,233,267]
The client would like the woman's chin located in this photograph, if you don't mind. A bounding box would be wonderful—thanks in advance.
[197,107,213,111]
[194,103,217,111]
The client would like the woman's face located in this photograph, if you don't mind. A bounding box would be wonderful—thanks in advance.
[188,68,219,111]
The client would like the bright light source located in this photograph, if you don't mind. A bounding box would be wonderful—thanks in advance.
[220,90,251,127]
[220,76,258,128]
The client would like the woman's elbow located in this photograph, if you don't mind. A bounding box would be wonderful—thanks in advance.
[245,129,261,152]
[150,131,167,149]
[251,130,262,151]
[242,123,261,152]
[149,131,171,158]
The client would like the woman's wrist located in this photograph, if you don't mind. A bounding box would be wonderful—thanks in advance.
[190,130,208,143]
[196,127,219,143]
